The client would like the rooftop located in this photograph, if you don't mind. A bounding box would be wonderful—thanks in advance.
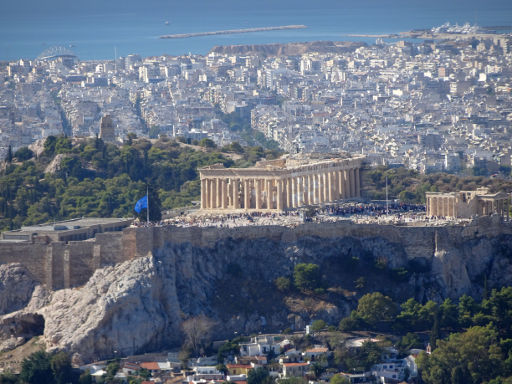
[1,217,132,243]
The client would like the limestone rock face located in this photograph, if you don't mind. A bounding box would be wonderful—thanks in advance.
[0,264,38,315]
[0,219,511,363]
[39,256,181,362]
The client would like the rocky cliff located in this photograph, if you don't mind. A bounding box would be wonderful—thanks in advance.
[1,217,512,363]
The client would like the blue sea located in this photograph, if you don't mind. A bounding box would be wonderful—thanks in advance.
[1,0,511,61]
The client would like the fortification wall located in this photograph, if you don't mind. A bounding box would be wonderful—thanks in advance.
[0,215,510,290]
[0,232,124,289]
[124,215,512,261]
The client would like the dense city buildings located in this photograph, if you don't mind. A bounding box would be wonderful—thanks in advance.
[1,28,512,176]
[199,154,364,211]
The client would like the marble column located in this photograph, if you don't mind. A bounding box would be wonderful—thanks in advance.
[322,172,329,203]
[243,179,250,209]
[291,177,297,208]
[333,171,339,200]
[355,168,360,197]
[317,174,323,203]
[215,178,221,208]
[266,179,273,209]
[328,171,333,202]
[349,169,356,197]
[338,170,345,199]
[308,174,313,204]
[277,179,283,210]
[232,179,239,209]
[221,179,228,209]
[209,179,215,209]
[256,179,262,210]
[343,170,350,198]
[201,179,207,209]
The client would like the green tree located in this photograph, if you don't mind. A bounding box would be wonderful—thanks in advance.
[440,298,458,329]
[5,145,13,163]
[14,147,34,161]
[199,138,216,148]
[19,350,54,384]
[50,351,74,384]
[329,374,350,384]
[275,277,291,292]
[79,370,93,384]
[0,372,18,384]
[355,292,398,327]
[417,325,504,384]
[397,332,423,354]
[217,340,240,363]
[216,363,228,375]
[311,319,327,332]
[247,367,271,384]
[459,294,479,328]
[293,263,322,292]
[482,287,512,338]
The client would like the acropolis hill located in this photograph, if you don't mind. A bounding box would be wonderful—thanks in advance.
[0,216,512,361]
[0,214,512,362]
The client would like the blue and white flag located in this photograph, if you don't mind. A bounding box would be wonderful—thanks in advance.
[134,195,148,213]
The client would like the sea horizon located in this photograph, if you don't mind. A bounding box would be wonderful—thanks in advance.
[1,0,511,61]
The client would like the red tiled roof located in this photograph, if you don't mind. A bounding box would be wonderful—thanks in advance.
[140,362,160,370]
[283,362,309,367]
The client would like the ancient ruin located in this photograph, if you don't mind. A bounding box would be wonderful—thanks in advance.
[198,154,365,211]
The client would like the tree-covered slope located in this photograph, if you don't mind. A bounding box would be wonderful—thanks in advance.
[0,136,281,231]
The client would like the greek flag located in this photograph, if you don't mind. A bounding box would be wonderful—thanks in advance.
[134,195,148,213]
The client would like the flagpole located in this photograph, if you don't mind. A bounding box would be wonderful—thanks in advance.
[146,185,150,223]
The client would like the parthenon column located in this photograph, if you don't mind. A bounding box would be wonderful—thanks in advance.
[201,179,207,209]
[266,179,273,210]
[286,178,292,209]
[327,171,334,202]
[355,168,360,197]
[243,179,250,209]
[209,179,215,209]
[343,170,350,198]
[291,177,297,208]
[338,170,345,198]
[215,178,221,208]
[277,179,283,211]
[322,172,328,203]
[296,177,301,207]
[303,175,309,205]
[221,179,228,209]
[333,171,339,200]
[349,169,356,197]
[231,179,240,209]
[316,173,324,204]
[294,177,300,207]
[255,179,262,210]
[308,174,314,205]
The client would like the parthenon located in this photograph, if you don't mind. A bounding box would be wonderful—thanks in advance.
[198,154,365,212]
[426,187,510,220]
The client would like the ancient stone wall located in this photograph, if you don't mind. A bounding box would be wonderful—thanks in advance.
[0,232,125,289]
[1,216,510,291]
